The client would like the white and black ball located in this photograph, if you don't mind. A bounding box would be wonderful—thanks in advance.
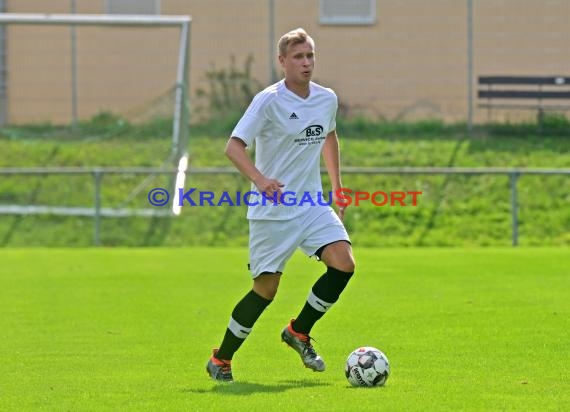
[345,346,390,387]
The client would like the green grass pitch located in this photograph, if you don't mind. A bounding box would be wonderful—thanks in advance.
[0,247,568,411]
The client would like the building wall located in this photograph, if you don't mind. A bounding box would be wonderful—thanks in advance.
[3,0,570,124]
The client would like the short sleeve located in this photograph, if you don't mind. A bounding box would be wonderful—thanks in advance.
[328,92,338,134]
[231,92,272,147]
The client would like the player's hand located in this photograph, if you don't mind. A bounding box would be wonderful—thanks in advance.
[253,176,285,204]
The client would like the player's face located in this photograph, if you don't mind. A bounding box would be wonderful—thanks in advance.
[280,41,314,86]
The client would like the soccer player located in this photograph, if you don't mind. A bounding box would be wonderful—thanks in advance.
[206,28,355,382]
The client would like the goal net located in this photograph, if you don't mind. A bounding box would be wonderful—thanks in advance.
[0,14,192,244]
[0,13,190,158]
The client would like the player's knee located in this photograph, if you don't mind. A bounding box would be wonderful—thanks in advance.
[325,250,355,273]
[253,284,279,300]
[253,272,281,300]
[258,285,279,300]
[320,242,354,269]
[336,258,355,274]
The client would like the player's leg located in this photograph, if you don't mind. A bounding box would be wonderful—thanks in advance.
[318,240,355,273]
[207,219,298,381]
[215,272,281,361]
[207,276,281,382]
[206,272,279,381]
[295,207,354,334]
[292,240,355,333]
[281,208,354,371]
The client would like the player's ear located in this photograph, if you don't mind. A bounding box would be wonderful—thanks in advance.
[278,54,285,66]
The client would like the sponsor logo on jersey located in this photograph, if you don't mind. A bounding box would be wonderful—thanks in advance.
[302,124,324,137]
[293,124,326,146]
[289,112,299,119]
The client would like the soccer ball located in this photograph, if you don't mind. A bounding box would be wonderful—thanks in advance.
[345,346,390,387]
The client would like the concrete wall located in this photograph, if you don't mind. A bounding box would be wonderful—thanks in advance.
[3,0,570,124]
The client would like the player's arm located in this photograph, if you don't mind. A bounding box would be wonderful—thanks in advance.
[322,130,346,219]
[225,137,284,197]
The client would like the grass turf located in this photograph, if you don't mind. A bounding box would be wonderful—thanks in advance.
[1,129,569,247]
[0,247,568,411]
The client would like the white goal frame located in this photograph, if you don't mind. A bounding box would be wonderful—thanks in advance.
[0,13,192,159]
[0,13,193,227]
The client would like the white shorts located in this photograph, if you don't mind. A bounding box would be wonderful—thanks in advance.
[248,206,350,277]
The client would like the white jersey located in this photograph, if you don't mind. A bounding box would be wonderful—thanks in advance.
[231,80,338,220]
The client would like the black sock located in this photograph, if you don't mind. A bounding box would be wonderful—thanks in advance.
[215,290,272,360]
[292,267,354,335]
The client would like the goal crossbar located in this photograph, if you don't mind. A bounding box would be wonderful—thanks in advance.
[0,13,191,27]
[0,13,191,159]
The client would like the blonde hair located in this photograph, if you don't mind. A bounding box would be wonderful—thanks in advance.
[278,28,315,57]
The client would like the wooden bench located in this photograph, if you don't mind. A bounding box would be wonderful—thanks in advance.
[478,75,570,126]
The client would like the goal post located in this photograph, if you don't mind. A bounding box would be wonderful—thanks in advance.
[0,13,193,227]
[0,12,192,160]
